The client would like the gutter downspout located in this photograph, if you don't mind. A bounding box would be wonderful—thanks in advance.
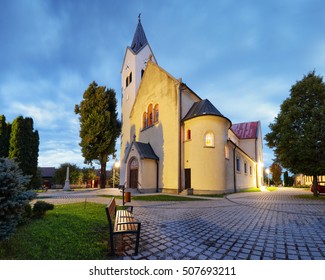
[255,138,259,188]
[233,144,237,193]
[178,80,182,193]
[156,159,159,193]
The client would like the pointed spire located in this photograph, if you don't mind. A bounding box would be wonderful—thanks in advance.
[130,14,148,53]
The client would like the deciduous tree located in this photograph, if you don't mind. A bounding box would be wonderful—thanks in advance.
[54,163,82,186]
[270,162,282,187]
[265,71,325,196]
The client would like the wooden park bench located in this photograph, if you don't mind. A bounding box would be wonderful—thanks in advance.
[105,197,141,255]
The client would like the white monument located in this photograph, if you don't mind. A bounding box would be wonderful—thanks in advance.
[63,166,70,191]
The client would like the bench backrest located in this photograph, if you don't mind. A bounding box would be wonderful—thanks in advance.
[105,198,116,233]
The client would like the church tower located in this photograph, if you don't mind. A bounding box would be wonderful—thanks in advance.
[120,16,157,185]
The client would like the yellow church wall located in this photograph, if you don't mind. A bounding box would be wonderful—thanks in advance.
[225,142,236,193]
[226,140,258,191]
[238,139,256,160]
[141,159,158,192]
[181,88,201,119]
[130,61,180,192]
[235,150,257,190]
[184,115,231,194]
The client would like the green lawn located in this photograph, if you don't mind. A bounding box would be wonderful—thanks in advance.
[132,194,206,201]
[99,194,206,201]
[266,186,278,191]
[195,193,225,198]
[240,187,261,192]
[295,194,325,200]
[0,202,109,260]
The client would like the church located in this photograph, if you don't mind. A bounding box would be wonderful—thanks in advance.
[119,17,264,194]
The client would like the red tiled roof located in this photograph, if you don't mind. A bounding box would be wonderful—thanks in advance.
[231,121,259,139]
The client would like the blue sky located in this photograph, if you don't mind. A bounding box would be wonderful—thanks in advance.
[1,0,325,169]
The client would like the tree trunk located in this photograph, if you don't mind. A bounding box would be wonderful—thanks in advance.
[100,162,107,188]
[313,175,318,197]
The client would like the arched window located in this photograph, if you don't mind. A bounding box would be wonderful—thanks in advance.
[129,72,132,83]
[154,104,159,123]
[141,69,145,78]
[142,112,147,129]
[204,132,214,147]
[148,104,153,126]
[130,157,139,170]
[125,76,129,87]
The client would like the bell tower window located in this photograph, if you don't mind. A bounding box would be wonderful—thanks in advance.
[125,72,133,88]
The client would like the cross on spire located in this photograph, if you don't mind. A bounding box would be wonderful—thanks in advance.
[130,13,148,53]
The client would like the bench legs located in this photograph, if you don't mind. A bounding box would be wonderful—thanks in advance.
[134,224,141,255]
[109,234,115,256]
[110,229,141,256]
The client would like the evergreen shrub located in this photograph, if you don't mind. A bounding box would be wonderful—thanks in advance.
[32,201,54,218]
[0,158,35,240]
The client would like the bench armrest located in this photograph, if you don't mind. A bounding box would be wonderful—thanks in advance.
[117,205,134,213]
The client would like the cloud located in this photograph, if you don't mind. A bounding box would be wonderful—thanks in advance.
[1,0,324,171]
[201,72,289,123]
[38,147,85,168]
[0,69,86,168]
[10,102,63,128]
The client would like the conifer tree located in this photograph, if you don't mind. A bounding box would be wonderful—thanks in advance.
[75,81,121,188]
[0,158,35,240]
[9,116,39,189]
[0,115,11,157]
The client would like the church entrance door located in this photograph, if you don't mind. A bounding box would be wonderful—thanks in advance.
[129,157,139,189]
[130,169,138,189]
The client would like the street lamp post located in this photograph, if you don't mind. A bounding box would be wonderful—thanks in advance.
[112,161,120,188]
[266,168,270,187]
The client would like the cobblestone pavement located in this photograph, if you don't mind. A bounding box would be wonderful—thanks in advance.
[36,188,325,260]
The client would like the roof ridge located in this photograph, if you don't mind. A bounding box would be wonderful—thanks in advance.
[183,99,225,120]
